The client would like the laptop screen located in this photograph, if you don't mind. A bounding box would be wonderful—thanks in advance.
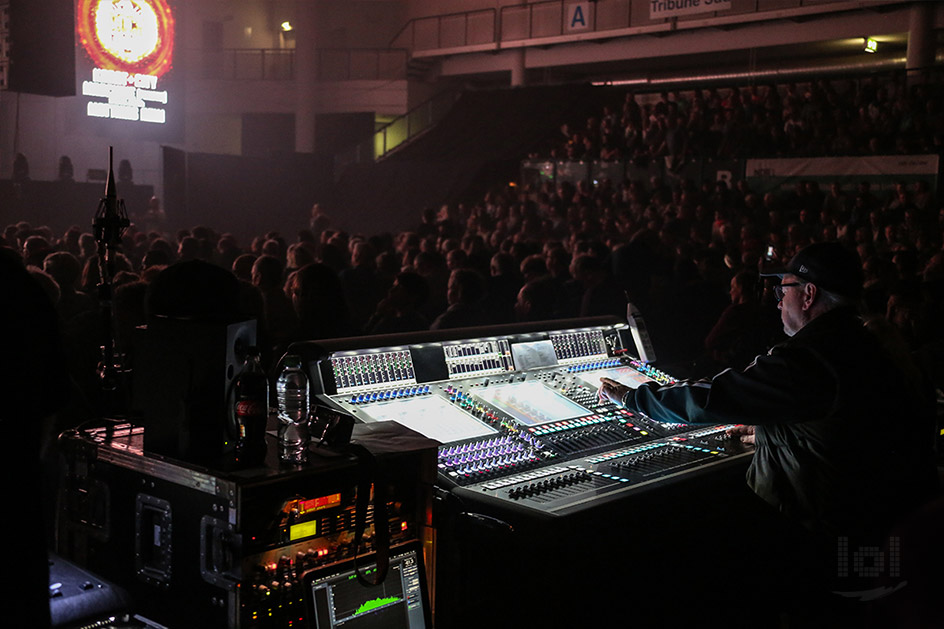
[304,542,431,629]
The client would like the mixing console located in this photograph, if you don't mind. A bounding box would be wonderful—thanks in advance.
[300,318,753,519]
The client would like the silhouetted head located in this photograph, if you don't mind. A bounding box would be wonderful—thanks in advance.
[146,260,240,321]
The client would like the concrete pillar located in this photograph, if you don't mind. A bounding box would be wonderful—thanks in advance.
[294,0,319,153]
[906,2,934,86]
[509,0,528,87]
[510,48,527,87]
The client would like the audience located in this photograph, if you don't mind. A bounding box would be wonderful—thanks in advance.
[287,262,356,340]
[543,77,944,167]
[430,268,489,330]
[3,74,943,410]
[5,77,942,628]
[251,254,299,349]
[364,271,430,335]
[703,269,782,371]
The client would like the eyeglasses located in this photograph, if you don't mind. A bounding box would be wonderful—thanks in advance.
[774,282,803,302]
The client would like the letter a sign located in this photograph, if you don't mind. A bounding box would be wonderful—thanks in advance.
[566,2,591,32]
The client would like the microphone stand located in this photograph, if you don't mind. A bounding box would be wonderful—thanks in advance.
[93,147,131,414]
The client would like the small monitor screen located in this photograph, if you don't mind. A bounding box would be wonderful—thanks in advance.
[305,544,430,629]
[474,381,587,427]
[575,366,655,390]
[357,395,497,444]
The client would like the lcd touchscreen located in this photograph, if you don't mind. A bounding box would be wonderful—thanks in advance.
[305,543,431,629]
[473,381,587,426]
[575,366,655,390]
[358,395,496,444]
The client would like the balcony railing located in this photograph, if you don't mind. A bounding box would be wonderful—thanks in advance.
[314,48,408,81]
[199,48,296,80]
[390,9,497,52]
[195,48,408,81]
[390,0,911,54]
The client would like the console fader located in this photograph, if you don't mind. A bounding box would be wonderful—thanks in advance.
[299,317,753,520]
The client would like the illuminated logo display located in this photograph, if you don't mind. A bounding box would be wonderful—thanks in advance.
[77,0,175,124]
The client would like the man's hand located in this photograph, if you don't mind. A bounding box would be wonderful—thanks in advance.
[599,377,631,406]
[725,424,755,445]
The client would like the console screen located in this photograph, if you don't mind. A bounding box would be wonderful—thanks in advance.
[474,381,586,427]
[305,545,430,629]
[358,395,497,444]
[575,366,655,390]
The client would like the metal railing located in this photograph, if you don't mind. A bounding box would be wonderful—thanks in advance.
[334,90,460,173]
[390,0,910,53]
[198,48,295,80]
[390,8,497,52]
[315,48,408,81]
[521,155,939,197]
[373,90,459,159]
[194,48,408,81]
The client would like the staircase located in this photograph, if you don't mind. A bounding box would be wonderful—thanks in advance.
[326,84,603,233]
[406,57,436,81]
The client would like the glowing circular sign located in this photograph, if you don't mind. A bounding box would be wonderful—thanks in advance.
[78,0,175,77]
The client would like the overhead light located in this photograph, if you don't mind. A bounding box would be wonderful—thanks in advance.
[864,37,878,53]
[281,21,293,32]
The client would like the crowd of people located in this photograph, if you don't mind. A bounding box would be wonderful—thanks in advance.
[5,76,944,628]
[1,77,942,419]
[544,75,944,166]
[4,169,944,416]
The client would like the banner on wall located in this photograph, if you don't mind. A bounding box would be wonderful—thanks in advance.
[520,158,747,190]
[520,155,940,198]
[745,155,940,194]
[650,0,732,20]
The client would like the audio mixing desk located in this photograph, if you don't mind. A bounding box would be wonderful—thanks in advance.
[296,317,754,521]
[290,317,758,628]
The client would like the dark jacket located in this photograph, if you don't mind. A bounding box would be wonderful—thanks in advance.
[622,306,938,540]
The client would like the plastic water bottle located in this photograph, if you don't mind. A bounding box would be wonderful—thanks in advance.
[276,355,310,462]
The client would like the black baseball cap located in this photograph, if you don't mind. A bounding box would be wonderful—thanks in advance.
[761,242,863,299]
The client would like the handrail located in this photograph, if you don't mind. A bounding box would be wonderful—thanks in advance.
[334,90,461,174]
[387,0,911,54]
[191,47,408,81]
[193,48,295,80]
[315,48,408,81]
[373,90,455,135]
[388,17,415,49]
[389,8,497,51]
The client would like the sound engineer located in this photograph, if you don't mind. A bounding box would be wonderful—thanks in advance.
[599,242,939,608]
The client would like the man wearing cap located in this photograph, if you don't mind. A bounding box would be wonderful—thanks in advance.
[599,242,938,613]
